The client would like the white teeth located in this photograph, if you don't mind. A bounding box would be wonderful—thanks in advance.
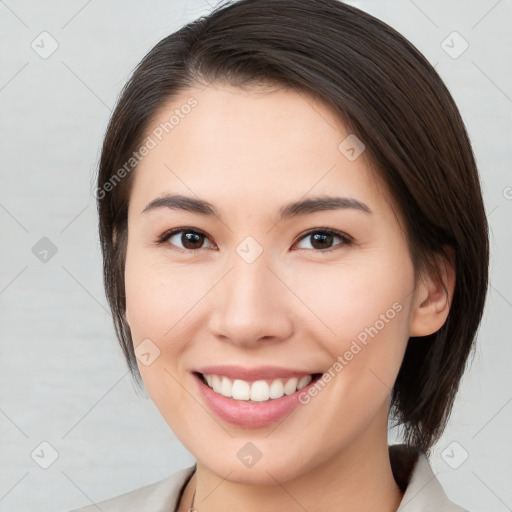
[232,379,250,400]
[283,377,298,395]
[201,373,314,402]
[211,374,222,393]
[250,380,270,402]
[269,379,284,399]
[297,375,312,390]
[220,377,232,398]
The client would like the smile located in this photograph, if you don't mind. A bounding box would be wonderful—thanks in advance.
[192,370,324,428]
[198,372,322,402]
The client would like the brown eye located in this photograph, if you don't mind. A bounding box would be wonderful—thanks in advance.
[157,228,215,253]
[177,231,205,250]
[156,227,352,254]
[294,229,353,253]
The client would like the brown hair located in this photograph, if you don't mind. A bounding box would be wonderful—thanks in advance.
[96,0,489,455]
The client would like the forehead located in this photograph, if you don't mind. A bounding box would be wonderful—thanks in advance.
[127,82,393,221]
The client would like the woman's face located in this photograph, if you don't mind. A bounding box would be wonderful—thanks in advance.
[124,82,419,483]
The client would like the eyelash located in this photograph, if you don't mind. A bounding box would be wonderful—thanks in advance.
[154,227,354,254]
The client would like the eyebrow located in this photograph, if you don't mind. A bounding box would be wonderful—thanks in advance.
[141,193,372,219]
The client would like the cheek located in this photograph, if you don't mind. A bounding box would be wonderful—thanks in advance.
[125,246,414,346]
[124,250,198,415]
[124,247,219,396]
[291,255,414,395]
[124,248,200,338]
[293,255,413,340]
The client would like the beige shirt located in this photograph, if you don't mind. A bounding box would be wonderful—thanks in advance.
[69,444,467,511]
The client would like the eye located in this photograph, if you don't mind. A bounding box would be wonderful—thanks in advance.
[156,227,216,253]
[293,228,353,253]
[155,227,353,254]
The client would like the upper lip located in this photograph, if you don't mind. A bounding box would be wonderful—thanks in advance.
[195,365,320,381]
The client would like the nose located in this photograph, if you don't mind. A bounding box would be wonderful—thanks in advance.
[207,252,294,348]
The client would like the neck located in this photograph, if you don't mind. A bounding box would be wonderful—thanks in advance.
[179,426,403,512]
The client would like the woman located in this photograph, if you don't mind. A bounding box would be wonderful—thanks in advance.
[73,0,489,510]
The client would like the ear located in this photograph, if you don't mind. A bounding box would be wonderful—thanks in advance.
[409,246,456,337]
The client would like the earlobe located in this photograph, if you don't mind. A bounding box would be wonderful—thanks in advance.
[409,247,456,337]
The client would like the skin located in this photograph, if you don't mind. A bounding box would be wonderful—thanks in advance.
[123,82,455,512]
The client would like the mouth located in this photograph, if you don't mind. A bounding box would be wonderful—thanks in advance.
[192,369,324,428]
[193,371,323,402]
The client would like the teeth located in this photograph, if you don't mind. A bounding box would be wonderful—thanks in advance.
[283,377,298,395]
[211,375,222,393]
[269,379,284,399]
[232,379,251,400]
[220,377,232,398]
[297,375,312,390]
[201,373,314,402]
[250,380,269,401]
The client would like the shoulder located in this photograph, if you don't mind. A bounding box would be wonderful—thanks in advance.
[391,444,468,512]
[66,465,196,512]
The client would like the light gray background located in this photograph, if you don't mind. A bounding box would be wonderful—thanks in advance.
[0,1,511,511]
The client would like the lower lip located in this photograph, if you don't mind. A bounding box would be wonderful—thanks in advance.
[193,372,321,428]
